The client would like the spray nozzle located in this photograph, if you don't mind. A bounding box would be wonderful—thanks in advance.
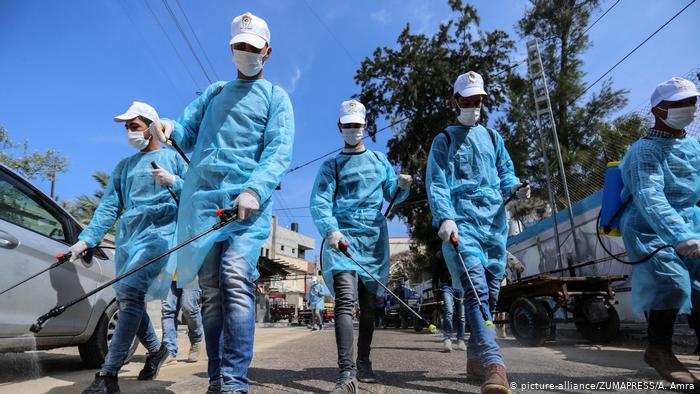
[30,305,67,333]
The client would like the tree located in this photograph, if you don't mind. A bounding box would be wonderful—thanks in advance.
[61,171,117,235]
[0,125,69,199]
[497,0,634,207]
[355,0,516,272]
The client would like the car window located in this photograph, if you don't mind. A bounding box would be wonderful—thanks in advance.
[0,171,68,242]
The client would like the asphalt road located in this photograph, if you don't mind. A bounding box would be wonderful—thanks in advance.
[1,325,699,393]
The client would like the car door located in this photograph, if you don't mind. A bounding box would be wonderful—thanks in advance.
[0,167,103,337]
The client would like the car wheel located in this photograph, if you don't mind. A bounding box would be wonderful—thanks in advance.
[79,301,138,368]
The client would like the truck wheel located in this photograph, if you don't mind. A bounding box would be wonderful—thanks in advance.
[574,300,619,343]
[79,301,138,368]
[508,297,549,347]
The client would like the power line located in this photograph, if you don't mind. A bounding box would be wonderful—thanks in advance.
[302,0,356,64]
[570,0,696,105]
[173,0,220,80]
[162,0,213,84]
[495,0,622,79]
[142,0,201,90]
[286,117,407,174]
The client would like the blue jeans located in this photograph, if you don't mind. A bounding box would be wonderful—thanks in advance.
[199,240,256,392]
[101,284,161,375]
[161,281,204,357]
[441,284,465,340]
[462,263,505,367]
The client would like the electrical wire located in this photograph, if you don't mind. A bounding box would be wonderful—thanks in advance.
[162,0,213,84]
[173,0,220,80]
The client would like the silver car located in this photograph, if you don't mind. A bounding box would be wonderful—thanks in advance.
[0,163,135,367]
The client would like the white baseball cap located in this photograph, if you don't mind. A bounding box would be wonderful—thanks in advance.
[230,12,270,49]
[339,100,366,124]
[650,77,700,107]
[311,276,318,283]
[453,71,487,97]
[113,101,159,123]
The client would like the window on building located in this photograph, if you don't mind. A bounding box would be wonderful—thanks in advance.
[292,248,295,254]
[281,245,285,251]
[265,249,269,258]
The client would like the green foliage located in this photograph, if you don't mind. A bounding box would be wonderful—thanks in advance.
[355,0,516,271]
[0,125,69,195]
[498,0,631,206]
[61,171,117,235]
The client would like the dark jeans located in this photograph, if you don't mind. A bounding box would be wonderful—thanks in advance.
[334,270,376,373]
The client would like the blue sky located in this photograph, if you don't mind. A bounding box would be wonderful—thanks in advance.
[1,0,698,258]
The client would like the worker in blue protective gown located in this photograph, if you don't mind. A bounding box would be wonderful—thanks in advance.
[619,77,700,386]
[70,102,186,394]
[307,276,330,330]
[310,99,411,393]
[426,71,530,394]
[149,12,294,394]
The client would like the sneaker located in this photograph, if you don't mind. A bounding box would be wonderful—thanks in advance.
[137,344,169,380]
[457,340,467,351]
[356,359,377,383]
[187,342,201,363]
[205,383,221,394]
[330,371,358,394]
[481,364,512,394]
[443,338,452,352]
[81,372,120,394]
[162,354,178,367]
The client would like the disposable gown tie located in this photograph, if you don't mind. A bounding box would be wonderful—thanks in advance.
[79,148,187,299]
[425,125,520,289]
[310,150,409,295]
[619,133,700,315]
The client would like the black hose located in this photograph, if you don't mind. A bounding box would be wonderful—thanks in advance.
[595,206,673,265]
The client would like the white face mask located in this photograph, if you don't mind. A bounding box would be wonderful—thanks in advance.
[128,131,150,151]
[659,105,697,130]
[341,128,364,146]
[232,49,266,77]
[457,107,480,126]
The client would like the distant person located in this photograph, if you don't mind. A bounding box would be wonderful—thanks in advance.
[432,250,466,352]
[307,276,329,330]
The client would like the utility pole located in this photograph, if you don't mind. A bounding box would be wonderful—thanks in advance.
[271,215,278,259]
[527,39,581,273]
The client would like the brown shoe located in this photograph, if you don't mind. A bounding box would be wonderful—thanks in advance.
[481,364,512,394]
[644,344,700,385]
[467,358,485,381]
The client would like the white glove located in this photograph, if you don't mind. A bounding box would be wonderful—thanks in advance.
[234,189,260,220]
[151,168,176,187]
[69,240,89,262]
[438,220,458,242]
[398,174,413,189]
[511,183,531,199]
[676,239,700,259]
[149,119,174,145]
[327,231,346,252]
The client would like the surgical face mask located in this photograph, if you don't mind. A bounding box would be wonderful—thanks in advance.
[341,128,364,146]
[128,131,150,151]
[232,49,266,77]
[658,105,697,130]
[457,107,480,126]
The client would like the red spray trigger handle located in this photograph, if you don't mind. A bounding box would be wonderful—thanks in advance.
[338,241,349,253]
[449,233,459,248]
[55,252,72,263]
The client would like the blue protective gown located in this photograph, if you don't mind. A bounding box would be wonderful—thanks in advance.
[619,132,700,315]
[307,282,329,310]
[310,149,409,295]
[426,124,520,289]
[79,148,186,299]
[169,80,294,287]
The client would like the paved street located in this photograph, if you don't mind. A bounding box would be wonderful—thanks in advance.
[1,325,700,393]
